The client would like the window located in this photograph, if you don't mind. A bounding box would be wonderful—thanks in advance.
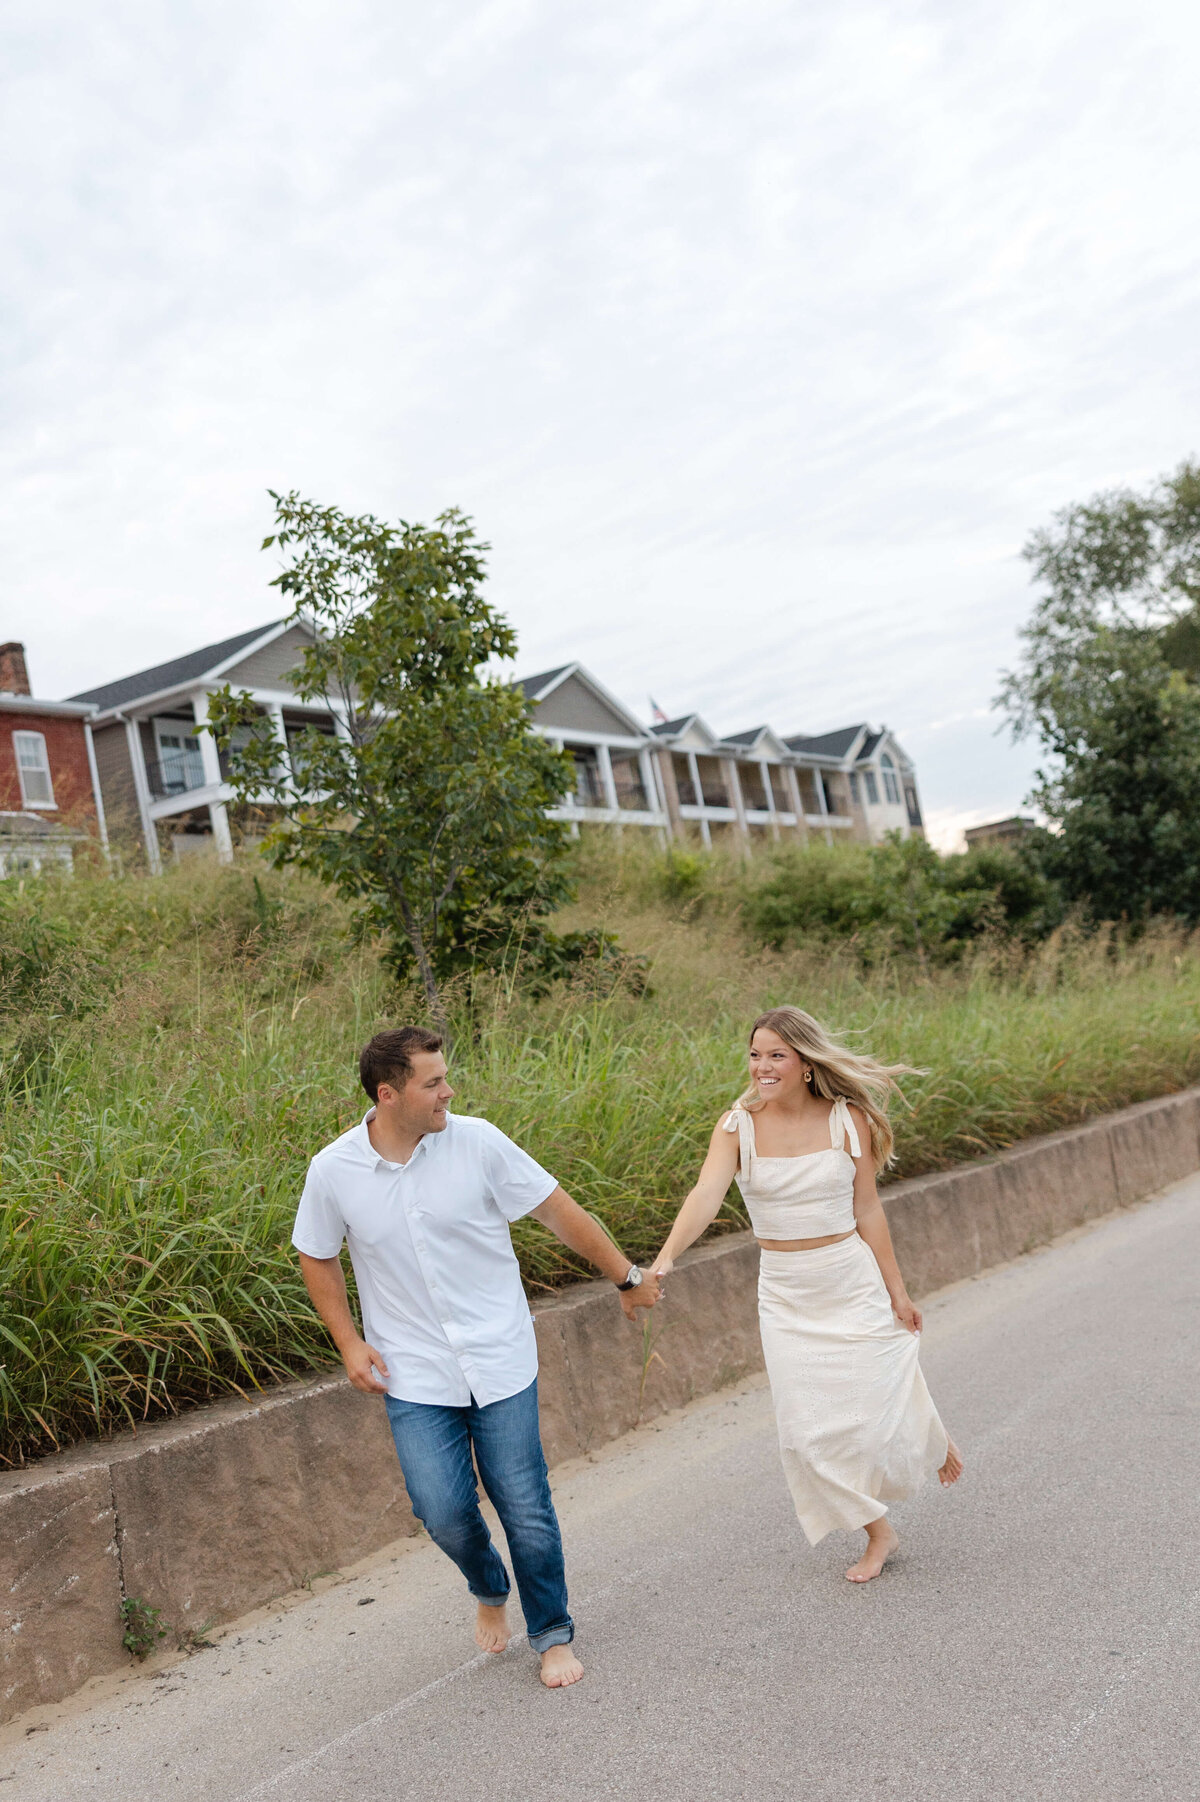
[848,771,860,804]
[904,784,923,828]
[571,747,604,808]
[740,763,769,811]
[153,726,206,798]
[694,755,729,808]
[881,754,901,805]
[610,751,649,811]
[13,731,54,807]
[672,753,697,806]
[863,769,879,805]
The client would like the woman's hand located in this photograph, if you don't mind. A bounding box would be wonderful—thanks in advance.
[650,1255,674,1282]
[892,1294,922,1335]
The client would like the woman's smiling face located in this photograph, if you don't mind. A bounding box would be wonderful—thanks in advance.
[749,1026,809,1103]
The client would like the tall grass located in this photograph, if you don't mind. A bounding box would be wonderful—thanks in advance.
[2,851,1199,1465]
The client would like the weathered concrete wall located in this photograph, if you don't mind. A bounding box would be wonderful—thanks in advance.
[5,1085,1200,1723]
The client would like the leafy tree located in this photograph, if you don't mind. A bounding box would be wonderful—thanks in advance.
[1000,459,1200,921]
[207,495,574,1031]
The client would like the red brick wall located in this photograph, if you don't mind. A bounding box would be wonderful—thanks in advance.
[0,710,97,824]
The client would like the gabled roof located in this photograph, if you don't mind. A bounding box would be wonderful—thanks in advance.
[721,724,791,756]
[513,660,648,740]
[648,712,722,750]
[784,723,868,759]
[69,621,287,711]
[857,729,883,761]
[514,665,571,702]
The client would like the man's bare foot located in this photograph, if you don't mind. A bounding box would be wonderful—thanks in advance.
[475,1602,511,1654]
[939,1438,964,1486]
[845,1520,899,1583]
[539,1644,584,1688]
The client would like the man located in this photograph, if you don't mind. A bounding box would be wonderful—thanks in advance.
[293,1025,661,1689]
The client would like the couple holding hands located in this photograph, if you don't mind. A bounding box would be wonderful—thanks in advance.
[293,1009,962,1690]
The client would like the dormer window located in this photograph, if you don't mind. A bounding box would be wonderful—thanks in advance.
[881,753,901,805]
[13,731,55,807]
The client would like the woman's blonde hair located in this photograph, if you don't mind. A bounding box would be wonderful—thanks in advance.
[737,1005,921,1169]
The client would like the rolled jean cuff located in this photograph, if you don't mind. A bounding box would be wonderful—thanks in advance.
[528,1620,575,1654]
[473,1591,510,1608]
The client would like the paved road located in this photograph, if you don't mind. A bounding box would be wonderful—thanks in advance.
[6,1177,1200,1802]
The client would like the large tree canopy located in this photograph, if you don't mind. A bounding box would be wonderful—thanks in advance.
[1000,459,1200,922]
[208,494,574,1027]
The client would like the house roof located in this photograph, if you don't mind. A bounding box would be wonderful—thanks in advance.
[721,726,766,748]
[784,724,868,759]
[68,621,285,711]
[857,730,883,761]
[514,666,571,702]
[0,693,95,718]
[650,715,696,737]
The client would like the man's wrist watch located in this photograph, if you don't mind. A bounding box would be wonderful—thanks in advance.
[616,1264,643,1292]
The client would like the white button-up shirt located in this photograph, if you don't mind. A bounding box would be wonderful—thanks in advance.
[292,1111,558,1407]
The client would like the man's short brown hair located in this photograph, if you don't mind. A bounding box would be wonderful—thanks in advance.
[359,1026,444,1102]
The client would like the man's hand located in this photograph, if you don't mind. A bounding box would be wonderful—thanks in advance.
[620,1271,662,1320]
[343,1337,390,1393]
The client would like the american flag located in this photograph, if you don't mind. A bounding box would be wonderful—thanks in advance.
[648,696,669,724]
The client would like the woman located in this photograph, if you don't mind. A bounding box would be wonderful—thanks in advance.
[651,1006,962,1582]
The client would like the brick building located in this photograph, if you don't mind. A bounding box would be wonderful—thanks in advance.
[0,641,106,875]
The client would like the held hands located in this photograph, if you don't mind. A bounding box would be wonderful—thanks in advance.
[619,1270,663,1320]
[892,1294,922,1335]
[344,1337,390,1393]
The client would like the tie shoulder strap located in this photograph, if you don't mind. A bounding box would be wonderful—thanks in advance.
[832,1096,862,1159]
[722,1104,756,1175]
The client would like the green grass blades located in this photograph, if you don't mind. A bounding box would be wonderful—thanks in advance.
[2,851,1199,1466]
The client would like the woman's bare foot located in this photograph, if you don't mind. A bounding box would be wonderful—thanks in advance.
[845,1520,898,1583]
[939,1438,964,1486]
[539,1644,585,1688]
[475,1602,511,1653]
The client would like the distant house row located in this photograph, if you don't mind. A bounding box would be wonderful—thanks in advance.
[519,662,923,847]
[1,619,924,874]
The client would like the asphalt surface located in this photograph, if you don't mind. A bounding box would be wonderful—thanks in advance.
[6,1176,1200,1802]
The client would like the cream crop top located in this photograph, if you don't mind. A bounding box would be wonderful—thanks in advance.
[723,1096,861,1241]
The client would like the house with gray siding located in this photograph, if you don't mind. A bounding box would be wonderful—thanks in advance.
[68,623,925,866]
[69,619,335,871]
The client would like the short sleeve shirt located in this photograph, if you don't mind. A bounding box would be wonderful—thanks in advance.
[292,1111,557,1406]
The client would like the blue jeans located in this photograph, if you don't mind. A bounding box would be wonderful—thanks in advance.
[384,1378,573,1653]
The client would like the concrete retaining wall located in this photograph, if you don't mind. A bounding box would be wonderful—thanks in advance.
[5,1085,1200,1723]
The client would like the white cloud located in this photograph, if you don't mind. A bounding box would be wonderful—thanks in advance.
[3,0,1199,828]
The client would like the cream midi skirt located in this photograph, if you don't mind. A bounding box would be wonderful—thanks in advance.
[758,1235,949,1545]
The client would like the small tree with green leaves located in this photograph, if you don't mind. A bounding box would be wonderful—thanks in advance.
[207,495,574,1031]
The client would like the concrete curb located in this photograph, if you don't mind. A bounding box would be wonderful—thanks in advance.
[5,1086,1200,1722]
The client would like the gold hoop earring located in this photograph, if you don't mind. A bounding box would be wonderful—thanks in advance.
[804,1069,812,1083]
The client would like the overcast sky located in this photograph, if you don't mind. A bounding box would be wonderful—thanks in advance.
[5,1,1200,846]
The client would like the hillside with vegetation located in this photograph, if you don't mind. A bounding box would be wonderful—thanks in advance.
[3,834,1200,1467]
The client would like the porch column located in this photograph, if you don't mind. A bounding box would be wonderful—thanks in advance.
[686,751,711,847]
[653,747,682,839]
[726,759,750,845]
[763,763,780,841]
[597,743,619,813]
[122,715,162,875]
[817,768,833,847]
[193,691,234,864]
[267,703,290,786]
[83,721,110,854]
[783,764,807,841]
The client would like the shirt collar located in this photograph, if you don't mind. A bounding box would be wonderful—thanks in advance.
[355,1108,435,1170]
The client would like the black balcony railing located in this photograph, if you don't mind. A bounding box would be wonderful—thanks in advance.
[146,751,208,799]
